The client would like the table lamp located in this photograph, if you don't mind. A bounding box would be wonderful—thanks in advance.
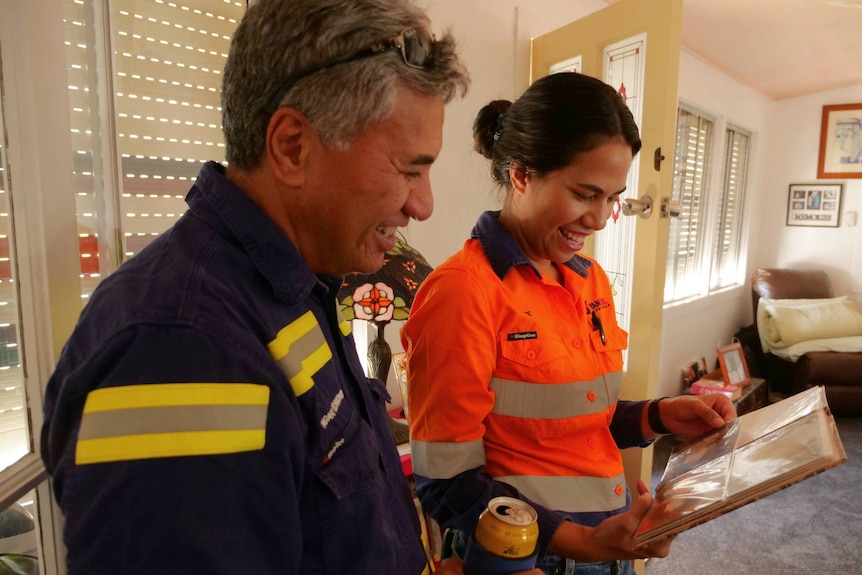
[338,235,433,445]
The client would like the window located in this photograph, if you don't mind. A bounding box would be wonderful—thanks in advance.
[664,105,752,304]
[64,0,244,300]
[0,1,244,572]
[711,126,750,290]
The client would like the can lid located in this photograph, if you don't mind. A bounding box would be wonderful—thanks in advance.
[487,496,538,526]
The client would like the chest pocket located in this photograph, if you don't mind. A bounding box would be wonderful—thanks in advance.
[309,401,381,499]
[498,337,569,379]
[589,323,627,373]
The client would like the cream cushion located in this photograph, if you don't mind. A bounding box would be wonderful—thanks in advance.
[757,296,862,350]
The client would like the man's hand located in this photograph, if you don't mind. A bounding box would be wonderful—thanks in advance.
[436,557,542,575]
[656,394,736,439]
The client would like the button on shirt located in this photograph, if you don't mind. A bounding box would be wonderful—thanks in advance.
[41,162,426,575]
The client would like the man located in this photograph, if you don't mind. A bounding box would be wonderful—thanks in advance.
[41,1,469,573]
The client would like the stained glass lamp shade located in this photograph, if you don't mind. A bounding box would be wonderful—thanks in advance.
[338,235,433,444]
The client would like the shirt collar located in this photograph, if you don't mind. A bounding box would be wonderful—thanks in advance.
[187,161,336,304]
[470,210,593,281]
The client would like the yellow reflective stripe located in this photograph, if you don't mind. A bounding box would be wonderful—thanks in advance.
[75,383,269,465]
[82,382,268,413]
[268,311,332,397]
[268,310,317,359]
[288,343,332,397]
[77,430,266,465]
[339,320,351,337]
[420,562,433,575]
[335,305,352,336]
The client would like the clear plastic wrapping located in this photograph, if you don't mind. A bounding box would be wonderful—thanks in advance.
[635,386,847,546]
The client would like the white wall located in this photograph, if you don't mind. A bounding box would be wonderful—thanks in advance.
[411,0,608,267]
[757,84,862,304]
[657,51,773,397]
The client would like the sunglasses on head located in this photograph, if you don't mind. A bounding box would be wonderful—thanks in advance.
[263,26,436,116]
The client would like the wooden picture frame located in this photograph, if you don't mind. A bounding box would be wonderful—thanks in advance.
[817,103,862,179]
[786,183,843,227]
[717,342,750,387]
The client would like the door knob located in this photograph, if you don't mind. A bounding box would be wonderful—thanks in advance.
[621,195,653,219]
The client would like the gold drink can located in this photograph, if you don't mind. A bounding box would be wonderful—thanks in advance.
[473,496,539,559]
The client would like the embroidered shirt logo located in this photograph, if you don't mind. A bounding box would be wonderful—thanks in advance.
[320,389,344,429]
[507,332,538,341]
[586,298,611,314]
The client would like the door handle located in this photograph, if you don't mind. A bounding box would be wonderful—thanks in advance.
[621,195,653,219]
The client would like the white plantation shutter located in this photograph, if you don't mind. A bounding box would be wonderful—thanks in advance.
[665,108,712,302]
[664,106,752,304]
[711,127,750,290]
[64,0,244,300]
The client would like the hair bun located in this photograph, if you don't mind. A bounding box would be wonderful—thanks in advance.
[472,100,512,159]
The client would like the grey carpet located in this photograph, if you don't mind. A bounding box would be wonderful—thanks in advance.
[645,415,862,575]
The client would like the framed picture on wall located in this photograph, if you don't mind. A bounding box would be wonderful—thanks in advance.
[786,183,842,227]
[817,103,862,179]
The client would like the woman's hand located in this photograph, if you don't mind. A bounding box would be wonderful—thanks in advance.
[589,479,673,560]
[657,394,736,439]
[548,480,674,562]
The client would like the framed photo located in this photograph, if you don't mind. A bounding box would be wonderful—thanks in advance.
[817,103,862,179]
[786,183,842,227]
[680,356,708,388]
[717,342,750,387]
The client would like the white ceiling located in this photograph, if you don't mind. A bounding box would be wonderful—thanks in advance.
[611,0,862,101]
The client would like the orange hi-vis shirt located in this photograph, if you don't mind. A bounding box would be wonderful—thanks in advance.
[402,212,652,549]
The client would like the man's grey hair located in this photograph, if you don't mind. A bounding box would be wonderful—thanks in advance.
[222,0,470,170]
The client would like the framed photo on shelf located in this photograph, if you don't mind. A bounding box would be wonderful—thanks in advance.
[717,342,750,387]
[786,183,842,228]
[817,103,862,179]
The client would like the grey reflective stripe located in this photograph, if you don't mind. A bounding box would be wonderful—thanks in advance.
[78,404,268,441]
[498,473,627,513]
[490,372,622,419]
[410,438,486,479]
[272,323,327,380]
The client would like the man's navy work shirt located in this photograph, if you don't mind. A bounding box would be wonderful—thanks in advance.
[41,161,427,575]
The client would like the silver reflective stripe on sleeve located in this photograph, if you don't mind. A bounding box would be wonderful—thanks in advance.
[498,473,627,512]
[490,372,622,418]
[410,438,486,479]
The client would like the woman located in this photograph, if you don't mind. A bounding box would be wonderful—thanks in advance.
[401,72,735,575]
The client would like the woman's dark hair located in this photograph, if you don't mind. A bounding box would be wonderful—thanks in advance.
[472,72,641,186]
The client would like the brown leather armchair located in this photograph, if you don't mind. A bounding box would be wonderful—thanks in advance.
[751,268,862,415]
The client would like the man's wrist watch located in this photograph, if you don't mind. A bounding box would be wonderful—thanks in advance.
[648,398,671,435]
